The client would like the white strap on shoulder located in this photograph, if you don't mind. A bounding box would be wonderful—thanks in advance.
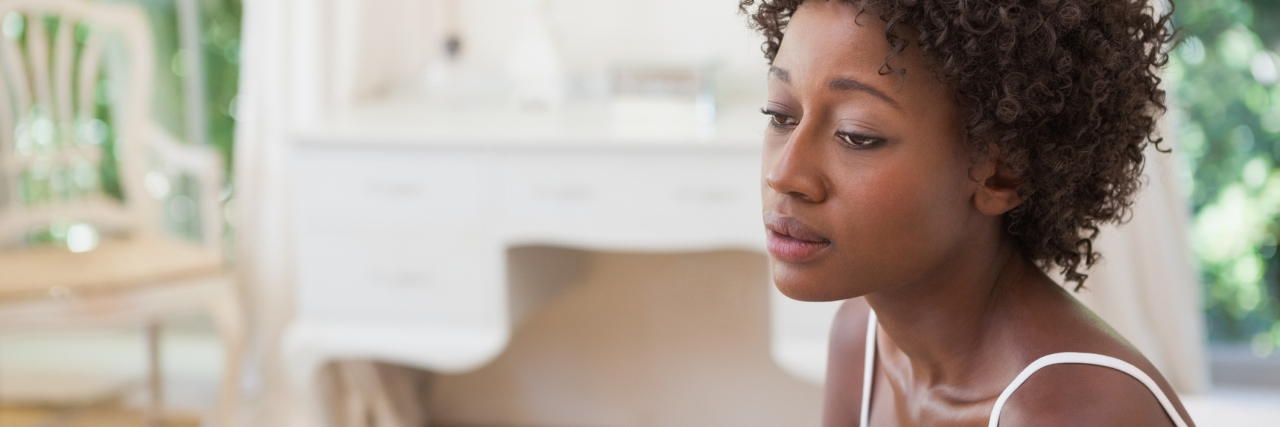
[859,309,877,427]
[987,352,1188,427]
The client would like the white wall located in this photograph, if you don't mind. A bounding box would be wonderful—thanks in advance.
[326,0,769,108]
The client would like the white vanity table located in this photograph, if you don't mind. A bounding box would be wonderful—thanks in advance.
[284,102,841,422]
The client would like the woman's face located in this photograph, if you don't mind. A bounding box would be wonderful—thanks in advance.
[761,0,983,302]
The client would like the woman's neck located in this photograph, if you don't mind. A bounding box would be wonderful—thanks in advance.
[863,232,1039,388]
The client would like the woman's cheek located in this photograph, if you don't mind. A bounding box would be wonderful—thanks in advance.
[840,161,952,261]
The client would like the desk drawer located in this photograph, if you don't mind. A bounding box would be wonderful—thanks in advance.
[501,150,762,247]
[295,147,498,232]
[295,228,506,327]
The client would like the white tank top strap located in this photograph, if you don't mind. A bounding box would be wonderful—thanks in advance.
[858,311,1187,427]
[987,351,1189,427]
[859,310,877,427]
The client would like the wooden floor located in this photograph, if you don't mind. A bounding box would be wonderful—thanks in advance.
[0,403,201,427]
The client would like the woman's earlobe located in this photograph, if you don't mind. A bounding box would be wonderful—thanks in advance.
[974,174,1024,216]
[972,157,1025,216]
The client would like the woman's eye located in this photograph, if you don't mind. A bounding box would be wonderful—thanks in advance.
[761,109,798,128]
[837,132,883,148]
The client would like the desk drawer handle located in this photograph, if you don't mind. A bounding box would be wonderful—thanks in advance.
[366,181,425,198]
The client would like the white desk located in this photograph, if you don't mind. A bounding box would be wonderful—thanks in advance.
[284,104,841,423]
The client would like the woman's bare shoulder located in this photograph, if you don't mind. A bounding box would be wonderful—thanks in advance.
[996,288,1195,427]
[822,298,872,427]
[996,360,1189,427]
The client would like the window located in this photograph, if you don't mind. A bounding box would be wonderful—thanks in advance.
[1168,0,1280,367]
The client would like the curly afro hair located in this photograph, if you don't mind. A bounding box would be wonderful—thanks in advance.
[741,0,1176,289]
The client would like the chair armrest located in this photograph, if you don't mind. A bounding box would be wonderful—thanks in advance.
[147,123,226,254]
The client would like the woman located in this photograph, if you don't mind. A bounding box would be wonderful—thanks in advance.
[743,0,1194,425]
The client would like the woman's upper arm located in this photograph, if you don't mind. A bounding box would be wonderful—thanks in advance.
[822,298,872,427]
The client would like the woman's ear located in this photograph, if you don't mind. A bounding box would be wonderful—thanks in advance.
[972,154,1024,217]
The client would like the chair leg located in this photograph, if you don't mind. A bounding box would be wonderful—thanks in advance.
[208,284,245,427]
[146,321,164,427]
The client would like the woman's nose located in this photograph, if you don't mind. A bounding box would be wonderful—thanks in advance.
[764,124,828,203]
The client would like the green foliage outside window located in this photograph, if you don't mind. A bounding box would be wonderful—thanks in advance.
[196,0,240,172]
[1167,0,1280,356]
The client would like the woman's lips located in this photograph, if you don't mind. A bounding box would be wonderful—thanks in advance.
[764,214,831,263]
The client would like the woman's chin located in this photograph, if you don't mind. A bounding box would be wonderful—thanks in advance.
[770,265,861,302]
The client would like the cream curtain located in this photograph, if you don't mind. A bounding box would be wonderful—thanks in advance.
[232,0,296,425]
[234,1,442,425]
[1075,141,1210,394]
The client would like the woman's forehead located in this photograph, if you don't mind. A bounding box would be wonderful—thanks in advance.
[771,1,948,110]
[773,2,891,81]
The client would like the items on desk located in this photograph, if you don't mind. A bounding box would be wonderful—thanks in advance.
[505,0,566,110]
[610,65,718,139]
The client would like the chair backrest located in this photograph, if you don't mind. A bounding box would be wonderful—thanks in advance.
[0,0,157,248]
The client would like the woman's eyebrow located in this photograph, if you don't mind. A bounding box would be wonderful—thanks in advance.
[829,77,902,111]
[769,66,791,82]
[769,66,903,111]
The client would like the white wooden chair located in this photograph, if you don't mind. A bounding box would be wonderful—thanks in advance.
[0,0,242,425]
